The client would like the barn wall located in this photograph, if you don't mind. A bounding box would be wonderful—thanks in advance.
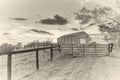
[58,36,90,45]
[57,33,91,45]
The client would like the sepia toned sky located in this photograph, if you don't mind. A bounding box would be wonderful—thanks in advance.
[0,0,120,18]
[0,0,120,44]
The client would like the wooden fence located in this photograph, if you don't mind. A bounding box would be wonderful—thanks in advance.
[0,43,112,80]
[60,44,110,56]
[0,44,60,80]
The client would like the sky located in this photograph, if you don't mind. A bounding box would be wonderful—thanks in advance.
[0,0,120,45]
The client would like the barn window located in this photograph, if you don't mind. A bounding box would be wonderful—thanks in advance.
[80,39,86,44]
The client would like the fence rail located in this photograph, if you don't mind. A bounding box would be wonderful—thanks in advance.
[0,45,59,55]
[0,44,60,80]
[60,44,110,56]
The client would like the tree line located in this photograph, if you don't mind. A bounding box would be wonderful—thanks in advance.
[0,39,53,52]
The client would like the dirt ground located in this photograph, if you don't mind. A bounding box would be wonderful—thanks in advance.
[0,49,120,80]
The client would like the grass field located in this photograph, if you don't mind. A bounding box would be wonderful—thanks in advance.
[0,48,120,80]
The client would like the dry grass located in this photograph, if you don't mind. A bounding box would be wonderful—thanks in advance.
[0,48,120,80]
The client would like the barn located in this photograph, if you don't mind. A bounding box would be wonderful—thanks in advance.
[57,31,110,56]
[57,31,92,45]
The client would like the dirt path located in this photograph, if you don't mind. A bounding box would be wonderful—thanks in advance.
[22,55,120,80]
[49,56,96,80]
[21,56,97,80]
[90,56,120,80]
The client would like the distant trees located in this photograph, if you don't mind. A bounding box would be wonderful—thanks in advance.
[0,39,54,52]
[24,39,53,49]
[24,40,39,49]
[75,7,92,24]
[16,42,22,49]
[0,42,23,52]
[0,43,14,52]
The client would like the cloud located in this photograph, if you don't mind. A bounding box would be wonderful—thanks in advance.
[9,17,28,21]
[3,32,10,35]
[40,15,68,25]
[71,28,79,31]
[30,29,54,35]
[88,23,96,26]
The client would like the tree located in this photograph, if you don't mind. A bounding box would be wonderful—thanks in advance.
[75,6,120,47]
[98,20,120,47]
[74,7,92,24]
[15,42,22,49]
[0,43,15,52]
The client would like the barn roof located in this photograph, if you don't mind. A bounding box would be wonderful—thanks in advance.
[58,31,89,38]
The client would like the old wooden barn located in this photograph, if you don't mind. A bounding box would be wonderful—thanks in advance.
[57,31,109,56]
[57,31,92,45]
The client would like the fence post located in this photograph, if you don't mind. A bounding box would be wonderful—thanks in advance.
[7,54,12,80]
[43,43,45,52]
[58,44,61,53]
[71,44,73,55]
[95,44,97,56]
[50,44,53,61]
[83,45,85,56]
[108,44,111,56]
[36,50,39,70]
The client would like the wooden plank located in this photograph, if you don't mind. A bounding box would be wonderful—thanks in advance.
[7,54,12,80]
[36,50,39,70]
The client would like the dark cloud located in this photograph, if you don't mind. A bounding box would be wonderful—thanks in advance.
[9,17,28,21]
[88,23,96,26]
[71,28,79,31]
[40,15,68,25]
[3,33,10,36]
[30,29,54,35]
